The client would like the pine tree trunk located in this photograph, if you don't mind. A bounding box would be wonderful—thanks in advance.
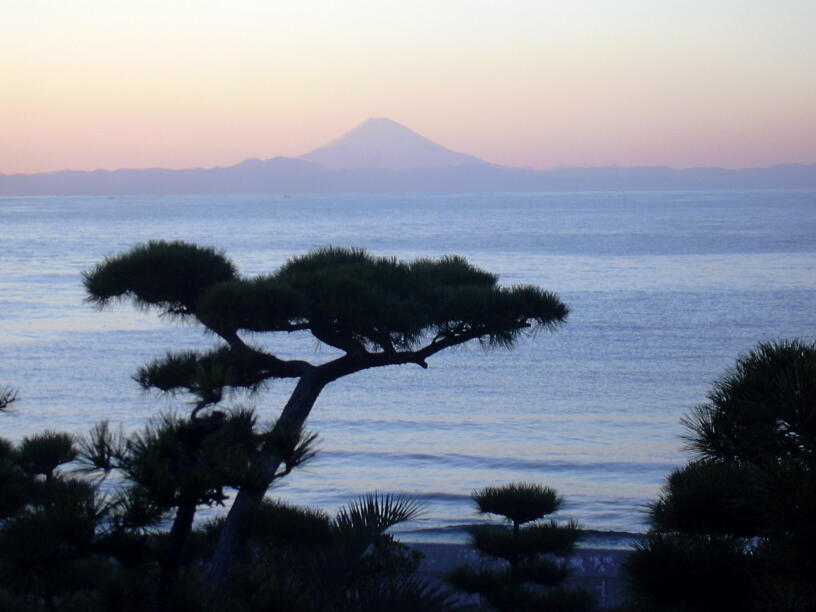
[157,415,228,611]
[157,496,197,612]
[204,371,326,592]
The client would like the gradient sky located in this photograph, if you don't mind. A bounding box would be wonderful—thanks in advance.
[2,0,815,174]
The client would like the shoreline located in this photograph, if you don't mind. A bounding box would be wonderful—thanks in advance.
[398,524,645,549]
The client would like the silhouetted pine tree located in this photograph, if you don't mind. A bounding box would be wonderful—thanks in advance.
[83,241,570,589]
[623,339,816,612]
[448,482,595,612]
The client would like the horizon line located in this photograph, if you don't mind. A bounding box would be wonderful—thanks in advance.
[4,159,816,178]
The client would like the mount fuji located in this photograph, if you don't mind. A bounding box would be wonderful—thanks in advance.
[299,117,485,171]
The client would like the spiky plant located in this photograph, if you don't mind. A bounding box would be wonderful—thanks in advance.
[448,482,594,612]
[327,493,434,610]
[335,492,423,535]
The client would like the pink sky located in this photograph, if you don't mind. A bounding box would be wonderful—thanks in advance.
[2,1,815,174]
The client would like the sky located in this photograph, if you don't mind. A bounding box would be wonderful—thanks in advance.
[2,0,815,174]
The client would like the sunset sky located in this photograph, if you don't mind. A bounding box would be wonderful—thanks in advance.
[2,0,815,174]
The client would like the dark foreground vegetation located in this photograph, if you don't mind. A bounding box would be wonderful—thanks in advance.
[1,239,812,611]
[620,339,816,612]
[2,337,814,611]
[0,408,596,612]
[0,405,455,610]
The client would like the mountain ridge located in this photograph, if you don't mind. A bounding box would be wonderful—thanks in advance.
[3,119,816,195]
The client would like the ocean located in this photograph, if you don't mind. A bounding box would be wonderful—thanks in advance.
[1,191,814,543]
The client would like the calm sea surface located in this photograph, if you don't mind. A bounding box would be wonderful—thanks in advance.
[1,191,815,542]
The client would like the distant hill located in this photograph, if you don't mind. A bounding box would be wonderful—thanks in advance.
[2,119,816,195]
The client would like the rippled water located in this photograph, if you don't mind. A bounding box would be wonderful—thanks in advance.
[1,191,815,540]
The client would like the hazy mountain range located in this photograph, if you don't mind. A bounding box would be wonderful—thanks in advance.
[3,118,815,195]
